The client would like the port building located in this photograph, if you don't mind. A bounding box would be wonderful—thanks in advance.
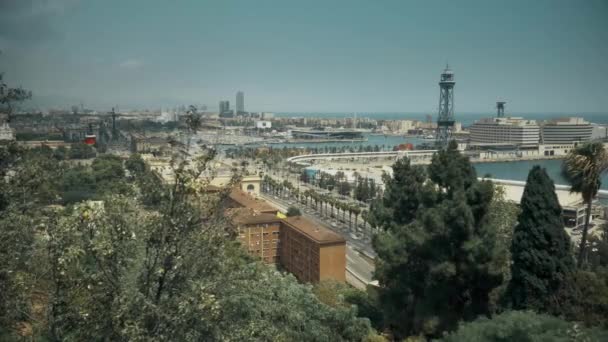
[469,117,540,146]
[540,117,593,144]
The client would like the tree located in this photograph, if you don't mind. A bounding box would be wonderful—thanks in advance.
[372,141,503,338]
[184,105,201,153]
[286,206,302,217]
[556,268,608,328]
[53,146,68,161]
[41,151,373,341]
[372,157,426,228]
[91,154,130,196]
[69,142,96,159]
[507,166,574,311]
[0,65,32,121]
[440,310,608,342]
[485,185,520,311]
[125,153,146,176]
[563,142,608,267]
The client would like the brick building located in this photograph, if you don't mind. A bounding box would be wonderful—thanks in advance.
[225,189,346,283]
[229,207,282,264]
[280,216,346,283]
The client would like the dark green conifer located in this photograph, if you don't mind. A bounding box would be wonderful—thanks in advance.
[508,165,574,310]
[372,142,503,338]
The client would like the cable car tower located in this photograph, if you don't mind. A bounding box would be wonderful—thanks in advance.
[435,64,456,149]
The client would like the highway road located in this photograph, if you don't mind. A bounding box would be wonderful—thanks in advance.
[260,194,376,289]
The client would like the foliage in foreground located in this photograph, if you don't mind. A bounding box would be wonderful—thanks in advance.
[0,146,373,341]
[507,166,575,311]
[439,310,608,342]
[372,141,506,338]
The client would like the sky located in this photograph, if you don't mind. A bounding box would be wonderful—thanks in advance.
[1,0,607,113]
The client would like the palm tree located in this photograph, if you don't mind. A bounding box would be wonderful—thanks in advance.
[352,206,361,233]
[361,209,369,237]
[564,142,608,267]
[323,195,330,218]
[347,206,353,232]
[328,198,335,219]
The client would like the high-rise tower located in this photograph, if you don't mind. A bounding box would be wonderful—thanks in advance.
[496,101,506,117]
[236,91,245,114]
[435,65,455,148]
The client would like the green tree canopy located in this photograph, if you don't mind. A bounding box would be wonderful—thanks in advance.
[507,166,574,311]
[440,310,608,342]
[372,142,503,339]
[286,206,302,217]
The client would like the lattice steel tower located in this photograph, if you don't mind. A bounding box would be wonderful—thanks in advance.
[435,65,455,148]
[496,101,506,117]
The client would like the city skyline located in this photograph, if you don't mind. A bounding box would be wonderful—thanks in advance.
[1,0,607,113]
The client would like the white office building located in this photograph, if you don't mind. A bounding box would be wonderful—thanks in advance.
[469,117,540,146]
[0,122,15,141]
[540,117,593,144]
[255,120,272,129]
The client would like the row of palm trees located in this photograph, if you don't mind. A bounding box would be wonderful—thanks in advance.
[262,175,375,238]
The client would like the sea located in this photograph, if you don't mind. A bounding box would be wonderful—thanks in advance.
[270,112,608,189]
[274,112,608,127]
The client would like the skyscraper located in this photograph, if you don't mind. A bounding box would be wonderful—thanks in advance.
[219,100,232,118]
[236,91,245,114]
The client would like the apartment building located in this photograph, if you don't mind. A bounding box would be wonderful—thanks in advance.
[280,216,346,283]
[229,207,282,264]
[225,189,346,283]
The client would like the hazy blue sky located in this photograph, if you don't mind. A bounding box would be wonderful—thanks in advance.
[1,0,607,113]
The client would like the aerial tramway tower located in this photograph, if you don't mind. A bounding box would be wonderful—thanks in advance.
[435,65,456,149]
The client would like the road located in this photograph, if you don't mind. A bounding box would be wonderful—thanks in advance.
[261,193,376,289]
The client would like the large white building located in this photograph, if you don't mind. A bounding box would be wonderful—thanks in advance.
[255,120,272,129]
[469,117,540,146]
[540,117,593,144]
[0,122,15,141]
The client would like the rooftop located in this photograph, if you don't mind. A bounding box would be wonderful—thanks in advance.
[229,189,278,213]
[226,207,282,225]
[282,216,346,245]
[543,117,590,125]
[474,117,539,126]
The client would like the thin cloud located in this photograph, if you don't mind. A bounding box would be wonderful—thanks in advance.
[119,59,143,69]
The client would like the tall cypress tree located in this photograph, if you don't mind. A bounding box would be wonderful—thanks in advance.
[508,166,574,311]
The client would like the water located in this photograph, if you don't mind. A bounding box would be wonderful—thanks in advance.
[274,112,608,127]
[265,134,426,150]
[474,159,608,190]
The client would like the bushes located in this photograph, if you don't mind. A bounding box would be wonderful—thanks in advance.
[440,311,608,342]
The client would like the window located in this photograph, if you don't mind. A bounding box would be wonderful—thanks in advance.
[247,184,255,192]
